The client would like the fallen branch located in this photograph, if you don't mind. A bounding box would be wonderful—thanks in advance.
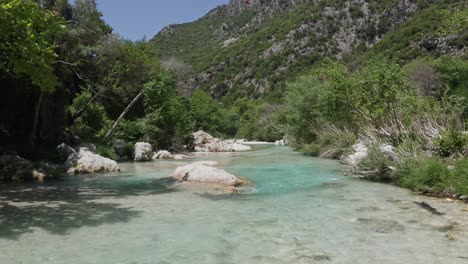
[104,92,144,141]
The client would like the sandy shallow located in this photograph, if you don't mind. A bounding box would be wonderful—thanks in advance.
[0,146,467,264]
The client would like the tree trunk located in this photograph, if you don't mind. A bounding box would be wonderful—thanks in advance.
[104,92,143,141]
[30,92,43,148]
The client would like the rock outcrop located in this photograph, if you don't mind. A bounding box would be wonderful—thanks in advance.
[171,161,244,187]
[0,155,57,182]
[65,148,120,174]
[133,142,153,161]
[192,130,251,152]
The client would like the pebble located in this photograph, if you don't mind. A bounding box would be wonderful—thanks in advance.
[444,198,454,203]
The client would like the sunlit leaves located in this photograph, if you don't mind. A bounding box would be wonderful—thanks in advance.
[0,0,65,91]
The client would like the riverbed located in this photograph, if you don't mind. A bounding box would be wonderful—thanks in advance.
[0,146,467,263]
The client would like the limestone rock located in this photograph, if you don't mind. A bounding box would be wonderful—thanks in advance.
[192,130,251,152]
[65,148,120,174]
[171,161,243,186]
[274,140,286,146]
[341,142,368,166]
[153,150,173,160]
[76,143,97,153]
[133,142,153,162]
[0,155,57,182]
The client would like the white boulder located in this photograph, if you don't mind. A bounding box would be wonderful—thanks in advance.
[133,142,153,161]
[231,143,252,151]
[65,148,120,174]
[153,150,173,160]
[274,140,286,146]
[341,142,368,166]
[76,143,97,153]
[192,130,251,152]
[171,161,243,186]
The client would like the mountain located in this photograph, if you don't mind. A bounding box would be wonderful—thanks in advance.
[151,0,467,99]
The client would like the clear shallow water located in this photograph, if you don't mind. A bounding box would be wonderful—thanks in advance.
[0,146,467,264]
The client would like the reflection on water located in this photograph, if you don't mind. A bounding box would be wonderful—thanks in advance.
[0,146,467,264]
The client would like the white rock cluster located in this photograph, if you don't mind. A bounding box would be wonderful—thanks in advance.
[64,145,120,175]
[192,130,252,152]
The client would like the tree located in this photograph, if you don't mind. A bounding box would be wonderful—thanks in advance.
[0,0,64,91]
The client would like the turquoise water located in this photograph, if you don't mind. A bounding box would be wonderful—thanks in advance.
[0,146,467,263]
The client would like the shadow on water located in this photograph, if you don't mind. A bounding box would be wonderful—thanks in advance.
[0,177,178,240]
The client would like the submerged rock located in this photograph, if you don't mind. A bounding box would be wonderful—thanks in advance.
[65,148,120,174]
[192,130,251,152]
[171,161,244,187]
[133,142,153,162]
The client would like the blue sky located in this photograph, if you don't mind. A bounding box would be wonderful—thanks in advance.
[94,0,229,40]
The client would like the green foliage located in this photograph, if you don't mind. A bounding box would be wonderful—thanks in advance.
[435,131,468,158]
[451,158,468,195]
[364,3,467,64]
[401,158,451,193]
[96,144,119,160]
[0,0,65,91]
[69,98,112,142]
[356,143,392,181]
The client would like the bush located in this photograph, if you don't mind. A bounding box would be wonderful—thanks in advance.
[435,131,467,158]
[401,158,451,193]
[391,138,423,181]
[356,143,391,181]
[317,126,356,159]
[452,158,468,195]
[96,145,119,161]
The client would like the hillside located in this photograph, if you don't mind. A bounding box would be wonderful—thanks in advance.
[151,0,467,99]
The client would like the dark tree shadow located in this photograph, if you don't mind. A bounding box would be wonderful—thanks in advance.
[0,176,178,240]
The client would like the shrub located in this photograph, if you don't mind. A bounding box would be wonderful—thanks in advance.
[300,143,321,156]
[96,145,119,161]
[391,138,423,181]
[451,158,468,195]
[317,125,356,159]
[401,158,451,193]
[356,143,391,181]
[435,131,467,158]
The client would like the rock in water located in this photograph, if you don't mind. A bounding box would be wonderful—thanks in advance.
[172,161,243,186]
[192,130,251,152]
[133,142,153,161]
[112,140,128,157]
[153,150,173,160]
[57,143,75,161]
[0,155,57,182]
[65,148,120,174]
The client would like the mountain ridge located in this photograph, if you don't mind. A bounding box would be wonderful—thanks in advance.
[151,0,467,99]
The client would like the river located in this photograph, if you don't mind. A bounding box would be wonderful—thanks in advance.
[0,145,467,263]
